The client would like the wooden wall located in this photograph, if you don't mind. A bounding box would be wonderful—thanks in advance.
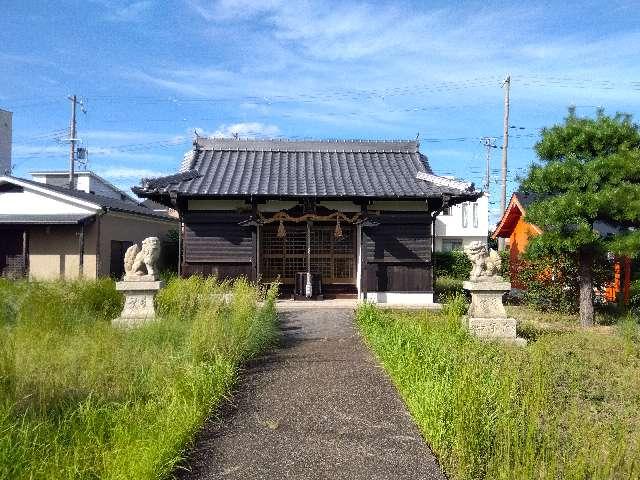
[363,213,432,292]
[182,211,255,280]
[180,209,434,292]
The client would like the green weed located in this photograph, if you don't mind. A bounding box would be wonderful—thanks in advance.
[356,305,640,480]
[0,277,278,480]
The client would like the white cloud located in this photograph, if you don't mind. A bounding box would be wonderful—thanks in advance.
[125,70,213,96]
[105,1,153,22]
[82,129,187,144]
[186,0,283,21]
[96,167,169,179]
[197,122,281,139]
[13,145,68,156]
[122,0,640,141]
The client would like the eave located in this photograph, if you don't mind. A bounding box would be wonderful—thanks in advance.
[492,193,542,238]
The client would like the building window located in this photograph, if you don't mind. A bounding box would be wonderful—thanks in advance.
[473,203,479,228]
[461,203,468,228]
[442,239,463,252]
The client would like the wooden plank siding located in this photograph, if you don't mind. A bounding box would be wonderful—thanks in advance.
[363,213,432,292]
[182,211,256,280]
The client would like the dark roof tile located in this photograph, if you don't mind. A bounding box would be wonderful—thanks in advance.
[0,214,94,224]
[136,138,476,199]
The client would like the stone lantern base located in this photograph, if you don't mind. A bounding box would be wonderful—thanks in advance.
[462,280,526,345]
[113,279,164,327]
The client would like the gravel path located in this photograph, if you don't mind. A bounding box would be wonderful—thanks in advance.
[177,308,445,480]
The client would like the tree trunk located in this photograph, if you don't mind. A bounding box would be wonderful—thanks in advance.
[578,248,594,327]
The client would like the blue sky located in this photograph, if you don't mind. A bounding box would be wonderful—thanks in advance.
[2,0,640,221]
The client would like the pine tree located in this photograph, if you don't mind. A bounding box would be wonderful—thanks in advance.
[521,109,640,326]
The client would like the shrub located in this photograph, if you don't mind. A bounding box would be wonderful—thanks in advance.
[434,251,472,279]
[515,253,612,313]
[435,276,465,300]
[441,292,468,318]
[435,248,508,281]
[629,279,640,314]
[499,249,510,279]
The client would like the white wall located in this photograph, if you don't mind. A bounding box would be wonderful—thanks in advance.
[0,188,95,215]
[434,194,488,251]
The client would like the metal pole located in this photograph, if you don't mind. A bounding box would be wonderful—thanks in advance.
[68,95,77,189]
[499,75,510,251]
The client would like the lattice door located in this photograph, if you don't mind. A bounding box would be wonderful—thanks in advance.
[260,223,355,284]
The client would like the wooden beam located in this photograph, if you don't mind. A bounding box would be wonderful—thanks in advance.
[252,202,260,282]
[178,213,183,277]
[361,204,368,300]
[78,222,85,278]
[22,229,28,278]
[306,220,311,274]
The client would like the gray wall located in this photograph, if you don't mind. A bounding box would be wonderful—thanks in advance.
[0,109,12,175]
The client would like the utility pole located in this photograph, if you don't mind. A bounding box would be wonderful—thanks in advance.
[499,75,510,251]
[68,94,78,189]
[481,137,497,192]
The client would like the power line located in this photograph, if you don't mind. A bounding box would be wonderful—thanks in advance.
[481,137,498,191]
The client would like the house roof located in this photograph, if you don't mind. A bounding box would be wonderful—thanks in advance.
[141,198,170,210]
[0,176,175,221]
[513,192,539,209]
[0,213,94,224]
[493,191,624,239]
[29,170,138,203]
[492,192,542,239]
[134,138,479,200]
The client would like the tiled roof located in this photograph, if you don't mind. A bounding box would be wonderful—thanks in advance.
[136,138,477,199]
[494,191,624,238]
[514,192,539,208]
[7,176,175,221]
[0,214,94,224]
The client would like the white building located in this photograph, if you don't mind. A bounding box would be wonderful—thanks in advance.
[29,170,137,203]
[0,171,176,280]
[0,109,12,175]
[434,193,488,251]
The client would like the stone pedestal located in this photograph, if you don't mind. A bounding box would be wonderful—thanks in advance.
[462,280,526,345]
[113,280,164,327]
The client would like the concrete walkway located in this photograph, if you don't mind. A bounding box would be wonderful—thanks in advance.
[178,308,445,480]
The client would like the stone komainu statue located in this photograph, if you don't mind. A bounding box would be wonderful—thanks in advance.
[123,237,161,278]
[464,240,502,281]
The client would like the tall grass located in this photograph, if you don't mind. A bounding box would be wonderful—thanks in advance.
[356,302,640,480]
[0,276,278,480]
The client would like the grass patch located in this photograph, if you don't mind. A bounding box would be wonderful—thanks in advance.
[356,302,640,480]
[434,276,465,301]
[0,276,278,480]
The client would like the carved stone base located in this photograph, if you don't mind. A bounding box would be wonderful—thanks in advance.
[462,317,526,345]
[462,280,526,345]
[463,280,511,317]
[113,280,164,327]
[123,274,158,282]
